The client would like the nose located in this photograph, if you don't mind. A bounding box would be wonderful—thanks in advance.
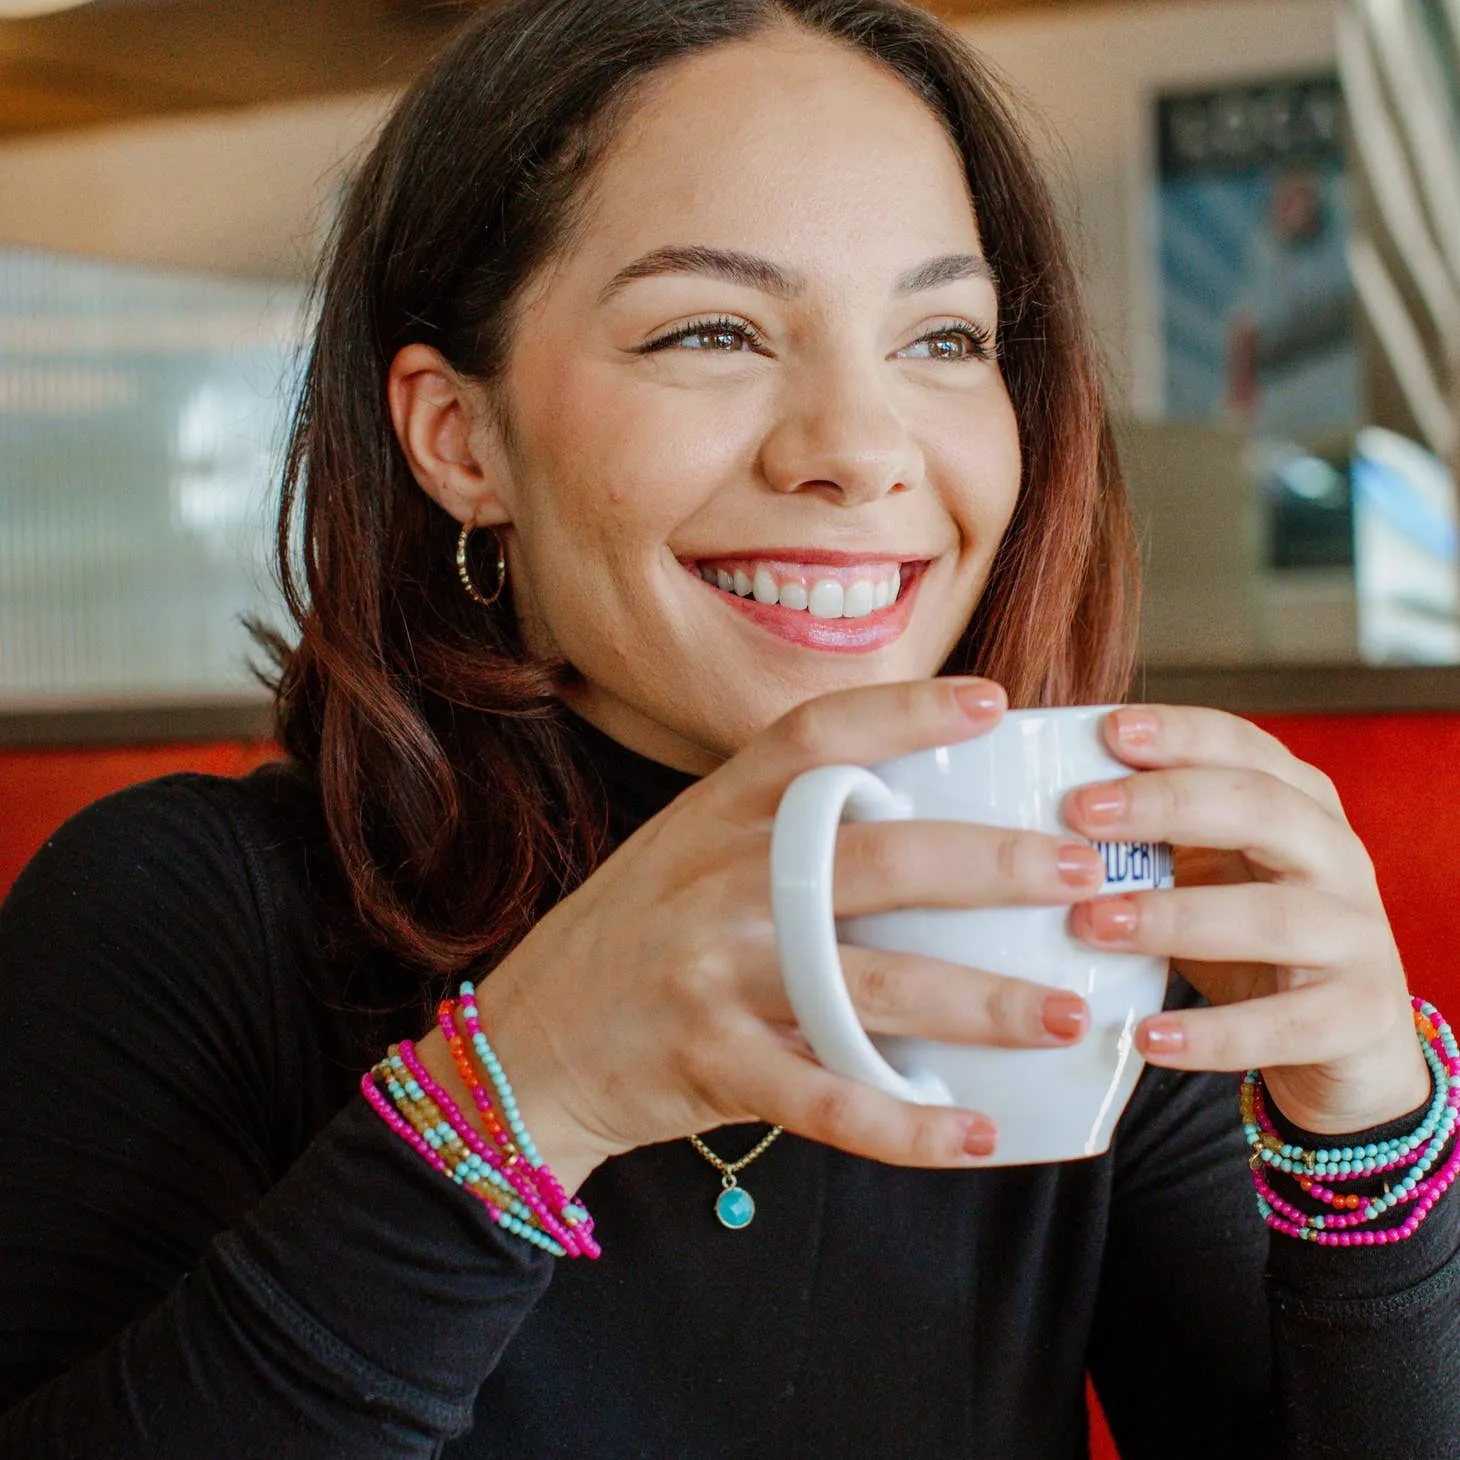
[757,355,923,506]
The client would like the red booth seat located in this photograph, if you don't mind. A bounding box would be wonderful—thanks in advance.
[4,711,1459,1460]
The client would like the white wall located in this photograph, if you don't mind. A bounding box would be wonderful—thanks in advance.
[957,0,1339,413]
[0,1,1339,406]
[0,90,394,281]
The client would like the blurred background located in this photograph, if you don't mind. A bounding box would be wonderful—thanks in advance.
[4,0,1459,729]
[3,6,1458,1453]
[3,0,1459,712]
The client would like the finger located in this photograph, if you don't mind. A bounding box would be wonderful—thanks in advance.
[1130,983,1386,1072]
[728,1039,1000,1167]
[841,947,1090,1047]
[1103,704,1347,823]
[728,676,1007,813]
[832,819,1105,915]
[744,944,1090,1048]
[1070,881,1382,968]
[1064,765,1370,886]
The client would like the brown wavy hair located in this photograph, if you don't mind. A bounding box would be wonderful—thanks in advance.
[265,0,1139,986]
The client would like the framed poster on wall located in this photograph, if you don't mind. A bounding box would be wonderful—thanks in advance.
[1156,73,1358,449]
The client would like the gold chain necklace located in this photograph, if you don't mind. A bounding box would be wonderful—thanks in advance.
[687,1126,784,1230]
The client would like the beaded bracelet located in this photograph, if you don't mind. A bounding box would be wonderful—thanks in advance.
[360,983,599,1259]
[362,1048,568,1257]
[439,988,597,1253]
[1241,997,1460,1246]
[422,1013,595,1258]
[457,982,587,1226]
[397,1039,589,1257]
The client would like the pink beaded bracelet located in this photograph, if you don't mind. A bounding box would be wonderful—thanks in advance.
[1241,997,1460,1246]
[361,1010,598,1259]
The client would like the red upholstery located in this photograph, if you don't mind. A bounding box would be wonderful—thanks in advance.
[0,742,278,896]
[3,711,1459,1460]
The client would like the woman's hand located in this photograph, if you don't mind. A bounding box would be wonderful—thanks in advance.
[1065,705,1430,1137]
[444,677,1109,1192]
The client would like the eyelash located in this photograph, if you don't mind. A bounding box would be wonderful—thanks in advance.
[639,315,766,354]
[906,320,996,362]
[638,315,996,360]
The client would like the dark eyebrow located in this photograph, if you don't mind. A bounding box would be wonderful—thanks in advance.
[598,246,995,305]
[893,253,995,295]
[598,246,804,304]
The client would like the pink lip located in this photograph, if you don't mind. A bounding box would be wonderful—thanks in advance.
[683,555,931,654]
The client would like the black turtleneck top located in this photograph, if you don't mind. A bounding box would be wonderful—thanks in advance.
[1,724,1458,1458]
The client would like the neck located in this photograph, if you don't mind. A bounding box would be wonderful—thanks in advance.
[560,685,727,777]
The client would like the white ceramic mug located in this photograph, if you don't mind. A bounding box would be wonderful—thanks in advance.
[770,705,1174,1165]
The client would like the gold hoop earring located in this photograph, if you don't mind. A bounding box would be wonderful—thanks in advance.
[456,523,506,607]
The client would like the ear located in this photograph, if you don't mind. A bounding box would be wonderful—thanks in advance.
[387,343,513,526]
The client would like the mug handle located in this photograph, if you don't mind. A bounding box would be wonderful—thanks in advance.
[771,765,955,1107]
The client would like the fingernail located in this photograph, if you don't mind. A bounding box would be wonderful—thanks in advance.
[962,1119,998,1157]
[1041,992,1089,1041]
[1083,896,1139,943]
[1114,708,1160,748]
[952,680,1005,718]
[1056,843,1104,888]
[1073,782,1128,826]
[1141,1017,1186,1055]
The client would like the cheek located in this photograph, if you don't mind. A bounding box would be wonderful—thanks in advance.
[930,387,1022,549]
[503,362,760,659]
[514,357,760,554]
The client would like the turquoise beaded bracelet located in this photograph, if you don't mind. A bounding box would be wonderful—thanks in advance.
[1240,997,1460,1245]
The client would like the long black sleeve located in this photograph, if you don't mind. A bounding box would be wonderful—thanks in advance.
[0,778,553,1458]
[5,767,1460,1459]
[1090,988,1460,1459]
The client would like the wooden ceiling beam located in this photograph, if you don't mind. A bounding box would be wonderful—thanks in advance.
[0,0,460,139]
[0,0,1195,141]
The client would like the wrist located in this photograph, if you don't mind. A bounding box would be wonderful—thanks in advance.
[415,986,610,1197]
[1262,1026,1433,1137]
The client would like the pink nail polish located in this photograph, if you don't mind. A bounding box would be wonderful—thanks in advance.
[962,1120,998,1157]
[953,682,1004,718]
[1041,992,1088,1041]
[1056,844,1103,888]
[1142,1018,1186,1055]
[1114,709,1160,748]
[1076,784,1128,825]
[1086,896,1139,942]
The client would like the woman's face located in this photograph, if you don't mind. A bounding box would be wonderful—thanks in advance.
[478,29,1020,772]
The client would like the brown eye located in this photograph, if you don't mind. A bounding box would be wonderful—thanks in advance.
[899,324,993,363]
[681,326,748,351]
[640,316,765,355]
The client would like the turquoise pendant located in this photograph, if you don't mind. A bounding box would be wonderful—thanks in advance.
[714,1178,756,1230]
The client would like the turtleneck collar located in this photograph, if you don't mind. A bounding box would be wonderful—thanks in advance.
[563,711,702,848]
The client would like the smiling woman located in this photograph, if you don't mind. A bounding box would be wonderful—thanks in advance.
[1,1,1457,1458]
[275,0,1130,976]
[384,30,1030,772]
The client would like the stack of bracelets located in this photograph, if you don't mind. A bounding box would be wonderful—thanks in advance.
[1242,996,1460,1246]
[361,979,599,1260]
[364,984,1459,1258]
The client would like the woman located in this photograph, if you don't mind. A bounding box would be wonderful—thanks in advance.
[1,1,1455,1455]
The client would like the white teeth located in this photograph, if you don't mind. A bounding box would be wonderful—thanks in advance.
[842,579,874,619]
[699,561,907,617]
[808,579,845,619]
[778,579,809,611]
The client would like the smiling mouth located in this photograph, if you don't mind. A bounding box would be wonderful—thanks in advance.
[686,554,929,620]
